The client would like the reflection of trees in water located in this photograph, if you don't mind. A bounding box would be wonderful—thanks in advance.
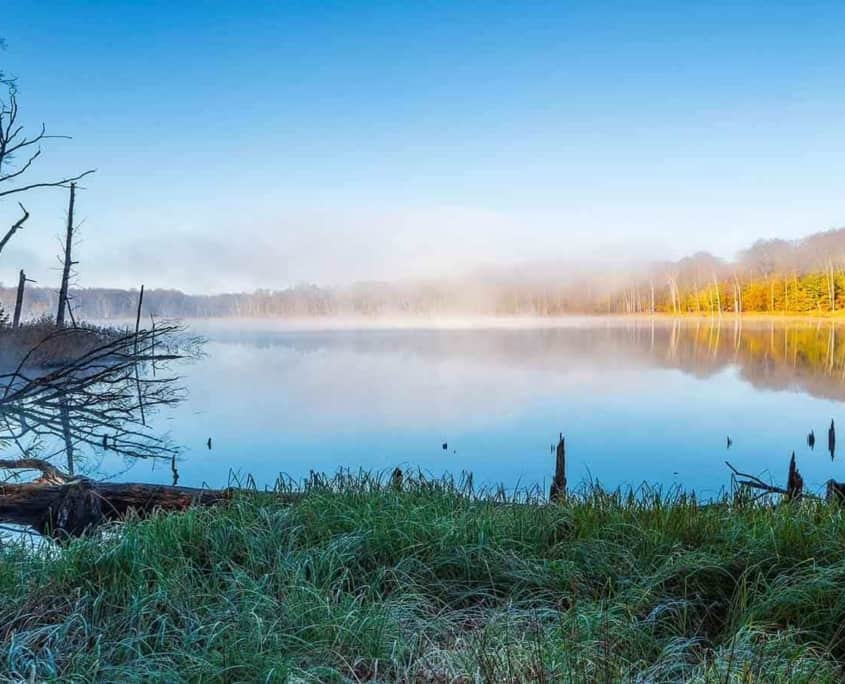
[226,319,845,402]
[662,319,845,401]
[0,325,198,480]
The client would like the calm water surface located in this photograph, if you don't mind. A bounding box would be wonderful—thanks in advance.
[79,317,845,498]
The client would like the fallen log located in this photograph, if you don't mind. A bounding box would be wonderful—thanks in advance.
[0,479,234,537]
[0,456,313,538]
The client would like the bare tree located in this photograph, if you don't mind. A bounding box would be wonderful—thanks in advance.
[0,74,95,264]
[55,183,77,326]
[11,268,34,327]
[0,324,201,467]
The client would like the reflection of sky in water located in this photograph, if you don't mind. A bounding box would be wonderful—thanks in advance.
[78,318,843,499]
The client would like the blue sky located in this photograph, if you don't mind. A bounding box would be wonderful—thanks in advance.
[2,1,845,292]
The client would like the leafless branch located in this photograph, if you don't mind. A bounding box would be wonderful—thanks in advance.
[0,88,96,199]
[0,169,96,198]
[0,458,69,484]
[0,324,202,472]
[0,202,28,256]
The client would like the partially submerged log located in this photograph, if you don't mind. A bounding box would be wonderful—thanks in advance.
[0,457,311,538]
[0,477,233,537]
[0,457,230,537]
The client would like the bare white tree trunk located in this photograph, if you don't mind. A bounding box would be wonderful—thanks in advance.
[56,183,76,326]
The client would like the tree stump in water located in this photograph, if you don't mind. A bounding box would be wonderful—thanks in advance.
[786,451,803,501]
[550,434,566,502]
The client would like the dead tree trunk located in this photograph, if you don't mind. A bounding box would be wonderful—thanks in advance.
[55,183,76,327]
[58,395,75,476]
[0,479,233,537]
[134,284,145,347]
[0,454,313,538]
[12,269,26,327]
[0,457,273,538]
[786,451,803,501]
[134,285,146,425]
[550,433,566,502]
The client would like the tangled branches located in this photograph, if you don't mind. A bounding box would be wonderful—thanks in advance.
[0,324,202,475]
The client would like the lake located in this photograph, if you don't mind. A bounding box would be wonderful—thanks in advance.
[15,317,845,498]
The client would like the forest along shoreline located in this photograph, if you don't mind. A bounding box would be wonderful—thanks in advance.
[7,226,845,320]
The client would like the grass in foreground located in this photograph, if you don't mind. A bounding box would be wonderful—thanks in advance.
[1,474,845,682]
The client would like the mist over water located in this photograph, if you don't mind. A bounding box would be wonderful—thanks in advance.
[39,317,838,498]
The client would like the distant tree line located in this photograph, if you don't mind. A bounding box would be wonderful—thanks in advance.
[5,226,845,320]
[0,282,607,319]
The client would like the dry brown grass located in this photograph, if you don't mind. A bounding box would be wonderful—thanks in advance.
[0,317,123,370]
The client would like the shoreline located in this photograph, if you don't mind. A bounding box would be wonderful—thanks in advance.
[10,311,845,334]
[1,480,842,680]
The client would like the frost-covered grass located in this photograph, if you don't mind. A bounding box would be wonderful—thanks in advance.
[0,473,843,682]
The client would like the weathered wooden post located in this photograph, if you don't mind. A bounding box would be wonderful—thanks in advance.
[550,433,566,502]
[12,269,26,327]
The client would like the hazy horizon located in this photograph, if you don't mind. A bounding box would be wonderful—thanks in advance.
[3,2,845,293]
